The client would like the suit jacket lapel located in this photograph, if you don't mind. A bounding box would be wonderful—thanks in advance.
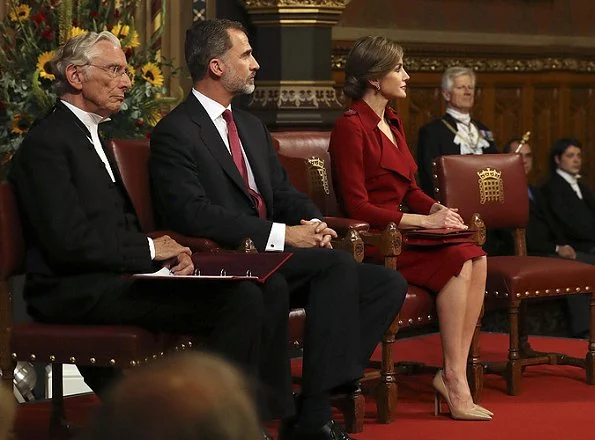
[184,96,251,199]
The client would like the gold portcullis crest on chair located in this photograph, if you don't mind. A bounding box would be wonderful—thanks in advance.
[477,167,504,204]
[306,156,330,195]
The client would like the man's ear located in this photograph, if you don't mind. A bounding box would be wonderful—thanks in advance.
[208,58,225,79]
[554,155,561,166]
[65,64,84,91]
[442,89,450,101]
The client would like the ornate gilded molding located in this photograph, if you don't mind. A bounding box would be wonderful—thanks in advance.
[240,0,348,26]
[331,53,595,73]
[243,0,348,7]
[249,81,343,109]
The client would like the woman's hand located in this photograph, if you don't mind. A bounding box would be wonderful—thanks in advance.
[424,203,467,229]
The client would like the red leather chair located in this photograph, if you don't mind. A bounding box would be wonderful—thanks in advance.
[434,153,595,394]
[0,182,195,440]
[269,131,483,424]
[109,138,367,432]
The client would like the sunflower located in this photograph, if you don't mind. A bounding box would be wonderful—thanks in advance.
[37,51,56,80]
[9,4,31,22]
[141,62,164,87]
[147,108,164,127]
[126,64,136,85]
[110,23,140,49]
[68,26,87,39]
[11,113,34,135]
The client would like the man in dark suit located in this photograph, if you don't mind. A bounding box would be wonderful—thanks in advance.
[504,139,593,338]
[416,67,498,197]
[542,138,595,254]
[149,19,407,440]
[9,31,293,428]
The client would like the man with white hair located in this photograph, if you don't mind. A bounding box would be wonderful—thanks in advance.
[416,66,498,196]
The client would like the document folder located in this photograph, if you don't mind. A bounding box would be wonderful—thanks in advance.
[403,228,476,247]
[132,252,292,282]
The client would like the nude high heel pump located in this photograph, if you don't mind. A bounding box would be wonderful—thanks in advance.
[432,370,492,421]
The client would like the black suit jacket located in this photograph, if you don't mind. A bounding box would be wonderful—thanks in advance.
[416,113,498,196]
[526,185,567,255]
[9,102,153,319]
[541,173,595,252]
[149,94,321,251]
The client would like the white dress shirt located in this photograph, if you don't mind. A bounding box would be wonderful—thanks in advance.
[556,168,583,199]
[191,89,286,251]
[61,100,155,259]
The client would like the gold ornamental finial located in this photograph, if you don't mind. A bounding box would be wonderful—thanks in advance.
[514,131,531,153]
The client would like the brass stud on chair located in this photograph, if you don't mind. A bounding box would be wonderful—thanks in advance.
[398,320,403,325]
[516,293,521,298]
[576,287,581,292]
[556,288,561,293]
[69,357,76,363]
[566,287,571,292]
[89,357,96,364]
[408,318,413,324]
[130,361,137,367]
[187,341,193,348]
[181,344,186,350]
[11,353,17,360]
[49,355,56,362]
[545,289,550,294]
[109,359,116,366]
[29,354,36,361]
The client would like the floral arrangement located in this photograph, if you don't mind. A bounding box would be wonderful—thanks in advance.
[0,0,177,172]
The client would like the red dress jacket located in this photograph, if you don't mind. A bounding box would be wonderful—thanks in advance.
[330,99,435,228]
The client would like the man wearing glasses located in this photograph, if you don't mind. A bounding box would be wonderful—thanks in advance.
[9,31,294,430]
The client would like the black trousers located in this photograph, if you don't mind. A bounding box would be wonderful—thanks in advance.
[278,248,407,396]
[565,251,595,337]
[73,274,293,419]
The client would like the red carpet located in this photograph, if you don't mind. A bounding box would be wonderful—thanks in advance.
[14,333,595,440]
[352,332,595,439]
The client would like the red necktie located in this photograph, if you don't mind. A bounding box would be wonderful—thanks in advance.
[222,110,267,219]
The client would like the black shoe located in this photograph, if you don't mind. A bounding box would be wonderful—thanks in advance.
[290,420,354,440]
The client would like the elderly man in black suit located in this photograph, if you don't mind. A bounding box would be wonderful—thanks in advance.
[9,31,294,430]
[504,139,594,338]
[416,67,498,197]
[149,18,407,440]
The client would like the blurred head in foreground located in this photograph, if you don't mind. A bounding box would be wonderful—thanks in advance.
[77,352,261,440]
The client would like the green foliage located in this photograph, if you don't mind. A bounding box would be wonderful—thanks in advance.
[0,0,178,166]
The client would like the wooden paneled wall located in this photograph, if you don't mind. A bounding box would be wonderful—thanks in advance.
[332,44,595,190]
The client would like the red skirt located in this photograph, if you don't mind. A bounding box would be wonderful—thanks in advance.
[365,242,486,293]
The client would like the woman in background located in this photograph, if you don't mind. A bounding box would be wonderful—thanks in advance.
[329,36,491,421]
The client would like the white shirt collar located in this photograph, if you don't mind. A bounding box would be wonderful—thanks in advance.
[556,168,582,185]
[60,100,110,132]
[191,88,231,122]
[446,107,471,124]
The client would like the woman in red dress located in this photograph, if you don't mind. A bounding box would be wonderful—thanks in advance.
[329,36,492,421]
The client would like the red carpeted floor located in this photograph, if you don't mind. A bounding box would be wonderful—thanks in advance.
[14,333,595,440]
